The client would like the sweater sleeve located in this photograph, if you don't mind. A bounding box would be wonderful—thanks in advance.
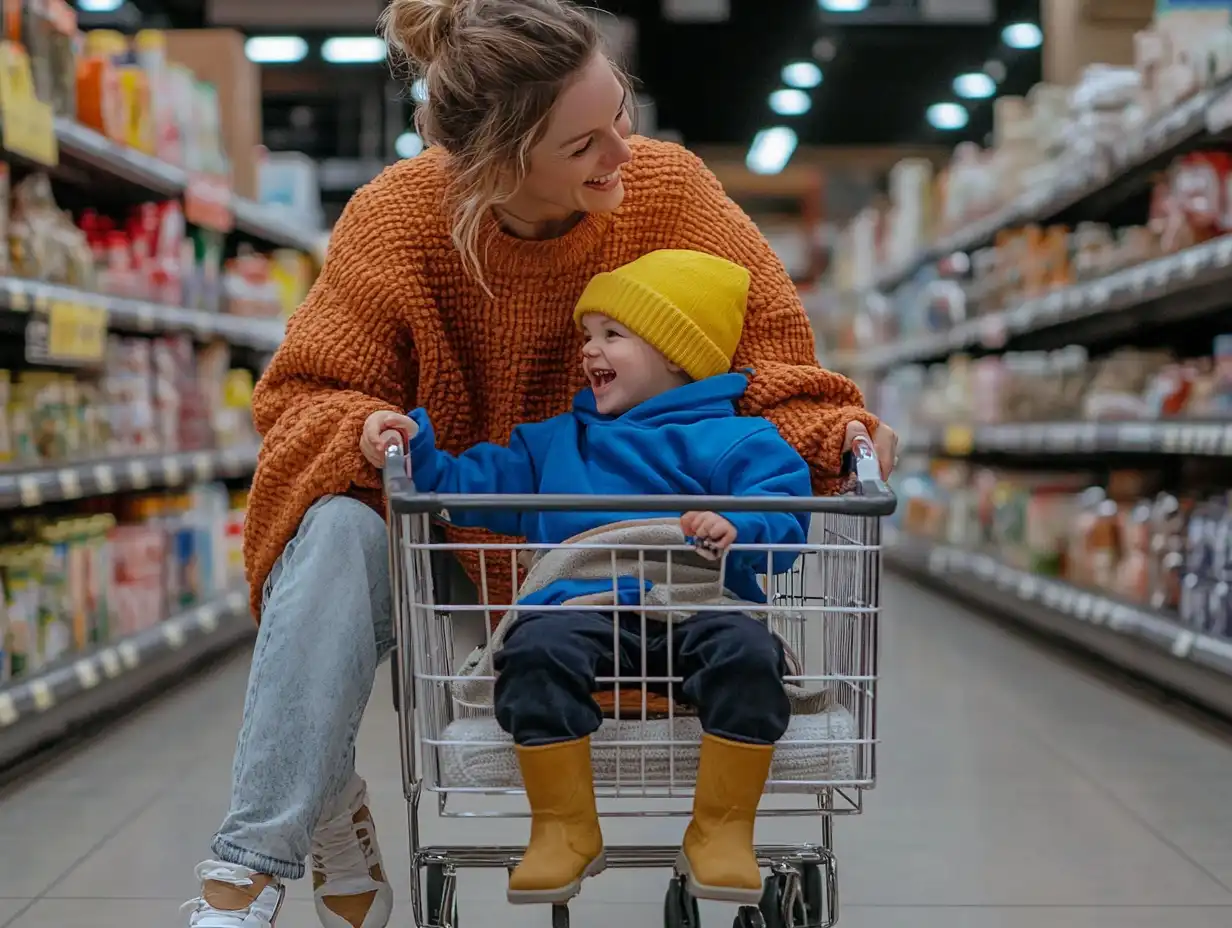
[668,153,879,494]
[243,182,419,612]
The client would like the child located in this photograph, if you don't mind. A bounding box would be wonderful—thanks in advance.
[404,249,814,906]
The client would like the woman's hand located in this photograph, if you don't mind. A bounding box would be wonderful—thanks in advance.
[361,410,418,470]
[844,419,898,481]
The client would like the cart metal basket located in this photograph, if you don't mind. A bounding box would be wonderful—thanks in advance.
[383,439,895,928]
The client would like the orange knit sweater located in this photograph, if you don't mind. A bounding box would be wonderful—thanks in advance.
[245,136,878,620]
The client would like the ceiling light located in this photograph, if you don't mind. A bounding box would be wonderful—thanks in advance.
[782,61,822,89]
[245,36,309,64]
[321,36,388,64]
[1002,22,1042,49]
[410,78,429,103]
[769,88,811,116]
[953,72,995,99]
[818,0,869,10]
[77,0,123,10]
[395,131,425,159]
[746,126,798,175]
[927,102,969,130]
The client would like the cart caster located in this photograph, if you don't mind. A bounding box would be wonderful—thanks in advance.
[663,875,702,928]
[551,903,570,928]
[759,863,827,928]
[733,905,766,928]
[425,863,459,928]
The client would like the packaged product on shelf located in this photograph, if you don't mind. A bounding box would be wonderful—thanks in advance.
[9,173,95,289]
[223,247,285,318]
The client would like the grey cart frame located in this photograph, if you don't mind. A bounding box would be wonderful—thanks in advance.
[383,438,895,928]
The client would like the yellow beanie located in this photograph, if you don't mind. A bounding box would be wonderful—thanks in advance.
[573,249,750,381]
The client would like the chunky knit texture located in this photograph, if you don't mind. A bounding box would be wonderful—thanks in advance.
[245,136,877,620]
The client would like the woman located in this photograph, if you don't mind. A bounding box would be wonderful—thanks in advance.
[182,1,898,925]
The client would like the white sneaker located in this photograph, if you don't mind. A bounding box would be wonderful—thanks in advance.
[311,775,394,928]
[182,861,285,926]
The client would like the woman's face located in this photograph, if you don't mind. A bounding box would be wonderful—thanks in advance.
[515,54,634,218]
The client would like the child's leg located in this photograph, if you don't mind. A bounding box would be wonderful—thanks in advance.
[673,612,789,904]
[492,610,630,905]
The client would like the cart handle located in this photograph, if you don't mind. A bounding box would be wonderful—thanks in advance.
[382,432,896,517]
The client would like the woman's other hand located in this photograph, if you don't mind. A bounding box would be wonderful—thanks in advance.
[361,411,418,470]
[844,420,898,481]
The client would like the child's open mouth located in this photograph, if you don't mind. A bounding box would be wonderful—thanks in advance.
[588,368,616,391]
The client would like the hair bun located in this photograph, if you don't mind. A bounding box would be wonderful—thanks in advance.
[382,0,461,65]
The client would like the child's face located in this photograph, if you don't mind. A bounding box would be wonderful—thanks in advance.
[580,313,690,416]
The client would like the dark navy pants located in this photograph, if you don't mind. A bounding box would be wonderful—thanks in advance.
[493,610,791,747]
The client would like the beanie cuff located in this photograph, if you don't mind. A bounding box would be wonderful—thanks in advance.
[574,273,731,381]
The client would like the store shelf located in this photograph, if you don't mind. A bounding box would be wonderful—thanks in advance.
[872,79,1232,294]
[837,233,1232,375]
[886,535,1232,718]
[0,445,259,511]
[902,420,1232,458]
[52,118,322,254]
[0,277,285,351]
[0,589,253,770]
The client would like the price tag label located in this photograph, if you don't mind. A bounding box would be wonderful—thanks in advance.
[0,693,15,726]
[74,659,100,689]
[56,468,81,500]
[118,640,140,669]
[185,172,235,233]
[163,621,186,649]
[98,648,121,678]
[942,425,975,456]
[93,464,117,494]
[0,40,57,166]
[18,474,40,507]
[134,303,157,332]
[193,453,214,481]
[198,604,220,632]
[163,455,184,486]
[1172,630,1196,659]
[29,678,54,711]
[47,301,108,363]
[129,460,151,490]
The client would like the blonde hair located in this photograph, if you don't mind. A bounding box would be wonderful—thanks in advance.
[380,0,631,288]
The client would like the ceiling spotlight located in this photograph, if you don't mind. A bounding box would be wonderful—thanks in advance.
[782,61,823,89]
[244,36,309,64]
[77,0,124,9]
[818,0,869,10]
[953,72,995,99]
[769,88,811,116]
[1002,22,1043,50]
[395,131,425,159]
[321,36,388,64]
[927,102,969,130]
[746,126,798,175]
[410,78,429,103]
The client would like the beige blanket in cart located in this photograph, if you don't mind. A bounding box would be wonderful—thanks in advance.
[448,518,831,715]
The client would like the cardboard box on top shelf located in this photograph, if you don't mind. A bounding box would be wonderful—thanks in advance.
[164,29,262,200]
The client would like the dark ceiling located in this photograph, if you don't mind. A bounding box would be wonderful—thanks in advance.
[115,0,1043,178]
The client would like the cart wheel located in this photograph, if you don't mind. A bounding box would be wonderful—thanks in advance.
[732,905,766,928]
[426,864,459,927]
[799,863,824,923]
[551,904,570,928]
[663,876,702,928]
[758,869,808,928]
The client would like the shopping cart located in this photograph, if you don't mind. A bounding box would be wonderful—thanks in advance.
[383,438,895,928]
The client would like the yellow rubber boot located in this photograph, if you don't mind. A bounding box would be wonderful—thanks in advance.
[677,734,773,904]
[507,737,606,904]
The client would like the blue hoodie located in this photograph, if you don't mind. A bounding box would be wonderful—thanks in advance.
[407,372,812,607]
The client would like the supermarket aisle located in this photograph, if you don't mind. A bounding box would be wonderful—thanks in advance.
[4,575,1232,928]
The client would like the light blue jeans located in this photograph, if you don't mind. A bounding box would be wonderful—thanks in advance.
[212,496,395,880]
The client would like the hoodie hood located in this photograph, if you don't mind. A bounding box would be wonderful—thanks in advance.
[572,372,749,428]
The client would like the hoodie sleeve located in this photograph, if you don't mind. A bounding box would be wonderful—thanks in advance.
[407,408,539,537]
[708,426,812,576]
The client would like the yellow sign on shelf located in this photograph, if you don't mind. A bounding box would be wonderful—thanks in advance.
[47,301,108,362]
[942,424,975,456]
[0,41,58,167]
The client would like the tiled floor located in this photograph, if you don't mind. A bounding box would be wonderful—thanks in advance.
[4,574,1232,927]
